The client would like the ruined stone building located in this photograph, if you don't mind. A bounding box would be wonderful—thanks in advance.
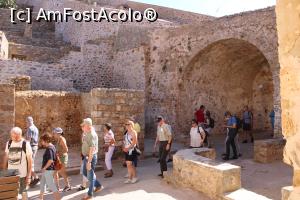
[0,0,281,153]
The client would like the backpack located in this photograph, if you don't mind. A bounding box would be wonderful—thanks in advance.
[209,118,215,128]
[7,140,28,168]
[48,145,62,171]
[8,140,27,154]
[235,117,242,130]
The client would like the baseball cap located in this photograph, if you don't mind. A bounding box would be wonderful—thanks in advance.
[81,118,93,126]
[53,127,63,134]
[157,115,164,123]
[26,116,33,123]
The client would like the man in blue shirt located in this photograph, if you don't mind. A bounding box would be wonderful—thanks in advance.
[26,116,40,186]
[223,111,238,160]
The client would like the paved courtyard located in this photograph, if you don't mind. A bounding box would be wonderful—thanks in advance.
[28,158,211,200]
[30,132,292,200]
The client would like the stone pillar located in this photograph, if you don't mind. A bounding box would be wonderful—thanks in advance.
[276,0,300,199]
[0,84,15,168]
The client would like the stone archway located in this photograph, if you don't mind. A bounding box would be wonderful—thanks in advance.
[177,38,274,135]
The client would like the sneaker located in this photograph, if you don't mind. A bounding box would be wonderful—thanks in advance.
[124,179,131,184]
[124,174,129,178]
[94,185,104,193]
[30,178,40,187]
[230,156,238,160]
[77,185,86,191]
[131,178,138,184]
[63,186,72,192]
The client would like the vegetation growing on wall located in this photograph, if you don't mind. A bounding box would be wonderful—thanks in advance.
[0,0,16,8]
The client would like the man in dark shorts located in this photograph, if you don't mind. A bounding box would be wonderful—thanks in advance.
[242,106,254,143]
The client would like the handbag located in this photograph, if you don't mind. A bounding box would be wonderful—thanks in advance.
[54,153,62,170]
[126,133,142,156]
[133,147,141,156]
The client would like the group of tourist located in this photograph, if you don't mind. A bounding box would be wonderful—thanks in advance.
[2,115,144,200]
[1,104,275,199]
[190,105,268,160]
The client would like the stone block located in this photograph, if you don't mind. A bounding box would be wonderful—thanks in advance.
[166,148,241,200]
[254,138,285,163]
[224,188,272,200]
[282,186,293,200]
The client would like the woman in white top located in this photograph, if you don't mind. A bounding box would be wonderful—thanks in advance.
[123,120,138,184]
[190,119,205,148]
[103,123,115,178]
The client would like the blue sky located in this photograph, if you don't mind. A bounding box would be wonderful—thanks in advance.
[132,0,276,17]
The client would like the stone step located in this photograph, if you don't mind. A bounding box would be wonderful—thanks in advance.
[224,188,272,200]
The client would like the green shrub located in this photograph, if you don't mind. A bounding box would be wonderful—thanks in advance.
[0,0,16,8]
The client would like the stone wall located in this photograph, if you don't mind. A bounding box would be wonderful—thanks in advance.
[276,0,300,197]
[112,45,146,90]
[90,88,145,158]
[15,91,83,147]
[0,84,15,168]
[0,60,75,91]
[10,76,31,91]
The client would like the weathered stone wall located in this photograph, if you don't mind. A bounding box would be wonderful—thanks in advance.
[0,84,15,168]
[276,0,300,196]
[10,76,31,91]
[112,45,146,90]
[90,88,145,158]
[15,91,83,147]
[0,60,75,91]
[146,7,281,138]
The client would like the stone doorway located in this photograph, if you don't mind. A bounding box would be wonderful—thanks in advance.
[177,38,274,137]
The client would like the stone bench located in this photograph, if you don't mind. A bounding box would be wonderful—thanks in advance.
[254,138,285,163]
[164,148,241,200]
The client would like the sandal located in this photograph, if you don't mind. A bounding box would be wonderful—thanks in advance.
[77,185,86,191]
[63,186,72,192]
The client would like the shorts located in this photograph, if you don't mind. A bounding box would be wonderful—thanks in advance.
[59,153,68,167]
[19,177,27,195]
[31,145,38,171]
[40,170,57,193]
[125,152,137,162]
[243,123,251,131]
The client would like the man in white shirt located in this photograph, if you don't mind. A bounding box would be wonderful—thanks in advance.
[3,127,33,200]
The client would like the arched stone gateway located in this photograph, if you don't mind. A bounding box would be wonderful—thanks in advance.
[146,7,281,138]
[177,38,275,136]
